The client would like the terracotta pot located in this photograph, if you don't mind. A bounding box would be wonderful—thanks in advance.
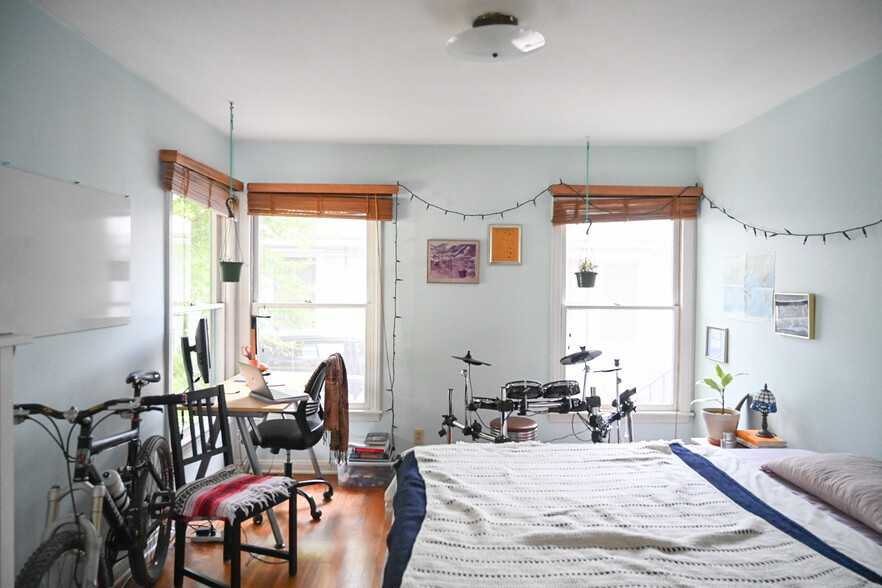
[701,407,740,444]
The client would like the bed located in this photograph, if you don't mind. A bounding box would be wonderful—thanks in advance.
[383,441,882,587]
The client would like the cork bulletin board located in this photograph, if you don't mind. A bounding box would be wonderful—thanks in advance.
[489,225,521,264]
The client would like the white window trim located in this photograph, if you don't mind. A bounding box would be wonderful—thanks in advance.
[165,191,227,394]
[548,221,696,422]
[249,217,382,418]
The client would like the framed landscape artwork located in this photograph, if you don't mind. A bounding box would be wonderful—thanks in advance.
[427,239,479,284]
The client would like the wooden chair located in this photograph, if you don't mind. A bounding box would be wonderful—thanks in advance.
[166,385,299,587]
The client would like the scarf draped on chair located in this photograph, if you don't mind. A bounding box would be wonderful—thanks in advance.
[324,352,349,462]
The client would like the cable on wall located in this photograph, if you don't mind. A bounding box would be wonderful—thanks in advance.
[701,194,880,244]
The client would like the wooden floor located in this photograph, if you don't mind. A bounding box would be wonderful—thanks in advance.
[148,475,391,588]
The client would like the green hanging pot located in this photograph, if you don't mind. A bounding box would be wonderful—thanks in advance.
[219,261,243,283]
[575,271,597,288]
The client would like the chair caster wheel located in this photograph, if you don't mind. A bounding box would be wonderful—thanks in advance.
[323,490,333,501]
[311,509,322,521]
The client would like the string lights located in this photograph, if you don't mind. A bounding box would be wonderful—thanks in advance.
[701,194,880,244]
[397,182,550,220]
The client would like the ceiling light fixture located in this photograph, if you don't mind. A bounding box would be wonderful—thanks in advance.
[446,13,545,62]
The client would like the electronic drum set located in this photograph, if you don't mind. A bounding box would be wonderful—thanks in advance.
[439,348,637,444]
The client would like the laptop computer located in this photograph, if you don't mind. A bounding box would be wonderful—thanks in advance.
[237,361,309,404]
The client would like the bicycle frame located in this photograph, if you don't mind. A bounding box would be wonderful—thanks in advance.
[36,403,141,585]
[15,372,180,588]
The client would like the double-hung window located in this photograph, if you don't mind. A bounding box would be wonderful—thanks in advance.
[550,185,699,420]
[247,183,396,416]
[169,194,225,394]
[251,217,380,413]
[162,150,237,395]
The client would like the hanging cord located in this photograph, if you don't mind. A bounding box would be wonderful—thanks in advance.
[225,101,236,219]
[379,193,399,452]
[584,138,590,224]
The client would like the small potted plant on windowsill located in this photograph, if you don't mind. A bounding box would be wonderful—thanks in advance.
[575,258,598,288]
[692,364,747,445]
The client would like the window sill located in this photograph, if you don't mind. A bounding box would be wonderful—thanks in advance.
[348,409,382,422]
[548,411,692,424]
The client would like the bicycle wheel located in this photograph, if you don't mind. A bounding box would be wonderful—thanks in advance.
[15,529,112,588]
[128,434,174,586]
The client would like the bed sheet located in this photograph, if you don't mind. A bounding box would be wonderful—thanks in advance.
[384,441,882,587]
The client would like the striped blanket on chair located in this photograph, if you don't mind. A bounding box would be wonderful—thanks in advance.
[173,465,295,523]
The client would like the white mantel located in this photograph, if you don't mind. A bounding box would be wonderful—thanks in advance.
[1,333,32,587]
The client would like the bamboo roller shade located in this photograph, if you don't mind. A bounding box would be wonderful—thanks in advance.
[551,184,702,225]
[247,183,398,221]
[160,150,241,217]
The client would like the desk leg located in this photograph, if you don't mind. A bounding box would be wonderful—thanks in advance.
[235,417,286,548]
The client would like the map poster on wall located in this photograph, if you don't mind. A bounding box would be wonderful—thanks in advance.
[723,253,775,322]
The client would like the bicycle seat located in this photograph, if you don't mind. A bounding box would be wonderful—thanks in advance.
[126,371,161,386]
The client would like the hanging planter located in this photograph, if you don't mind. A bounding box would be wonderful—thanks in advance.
[219,260,243,282]
[219,101,243,283]
[575,258,598,288]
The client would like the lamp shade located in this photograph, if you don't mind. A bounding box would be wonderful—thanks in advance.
[447,13,545,62]
[751,384,777,413]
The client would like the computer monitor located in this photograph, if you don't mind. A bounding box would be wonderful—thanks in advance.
[181,318,211,392]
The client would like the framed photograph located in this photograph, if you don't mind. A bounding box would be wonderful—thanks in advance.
[489,224,521,264]
[774,292,815,339]
[705,326,728,362]
[427,239,479,284]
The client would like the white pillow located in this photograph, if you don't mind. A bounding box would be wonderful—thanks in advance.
[762,453,882,534]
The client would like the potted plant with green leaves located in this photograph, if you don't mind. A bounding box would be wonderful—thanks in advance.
[575,258,598,288]
[692,364,747,445]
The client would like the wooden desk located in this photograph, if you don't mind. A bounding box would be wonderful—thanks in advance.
[220,374,309,547]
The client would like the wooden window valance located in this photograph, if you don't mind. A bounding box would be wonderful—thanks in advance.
[160,150,242,217]
[551,184,702,225]
[247,183,398,221]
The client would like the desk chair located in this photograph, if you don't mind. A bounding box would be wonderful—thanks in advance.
[166,385,301,587]
[250,360,334,520]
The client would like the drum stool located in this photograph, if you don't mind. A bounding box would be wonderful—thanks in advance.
[490,416,538,442]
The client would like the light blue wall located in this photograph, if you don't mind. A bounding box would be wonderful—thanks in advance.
[696,53,882,458]
[238,143,699,453]
[1,0,227,566]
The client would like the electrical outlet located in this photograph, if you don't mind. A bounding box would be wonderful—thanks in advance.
[413,428,424,445]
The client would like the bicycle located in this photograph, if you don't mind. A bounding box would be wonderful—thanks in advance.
[13,370,184,588]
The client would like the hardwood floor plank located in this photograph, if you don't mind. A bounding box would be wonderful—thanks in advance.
[148,475,391,588]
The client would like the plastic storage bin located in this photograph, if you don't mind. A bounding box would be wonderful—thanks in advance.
[337,459,396,487]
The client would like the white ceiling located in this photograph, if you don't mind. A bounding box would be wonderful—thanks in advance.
[32,0,882,146]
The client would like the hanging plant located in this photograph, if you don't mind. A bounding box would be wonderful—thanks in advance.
[575,258,598,288]
[219,101,243,283]
[219,218,243,282]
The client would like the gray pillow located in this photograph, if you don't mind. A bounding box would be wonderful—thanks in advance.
[762,453,882,534]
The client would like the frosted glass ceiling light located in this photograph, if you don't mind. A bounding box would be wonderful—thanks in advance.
[446,13,545,62]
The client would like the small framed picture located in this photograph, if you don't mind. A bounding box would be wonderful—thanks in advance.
[774,293,815,339]
[427,239,479,284]
[705,326,728,362]
[489,225,521,264]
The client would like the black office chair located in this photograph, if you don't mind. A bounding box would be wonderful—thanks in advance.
[165,385,301,587]
[250,360,334,521]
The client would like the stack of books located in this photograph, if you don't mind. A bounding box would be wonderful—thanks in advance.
[735,429,787,448]
[348,432,392,462]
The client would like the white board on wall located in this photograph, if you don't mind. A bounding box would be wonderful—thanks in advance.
[0,165,131,337]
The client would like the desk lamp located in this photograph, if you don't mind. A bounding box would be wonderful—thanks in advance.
[751,384,777,438]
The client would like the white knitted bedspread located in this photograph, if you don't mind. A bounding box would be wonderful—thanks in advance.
[400,441,878,587]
